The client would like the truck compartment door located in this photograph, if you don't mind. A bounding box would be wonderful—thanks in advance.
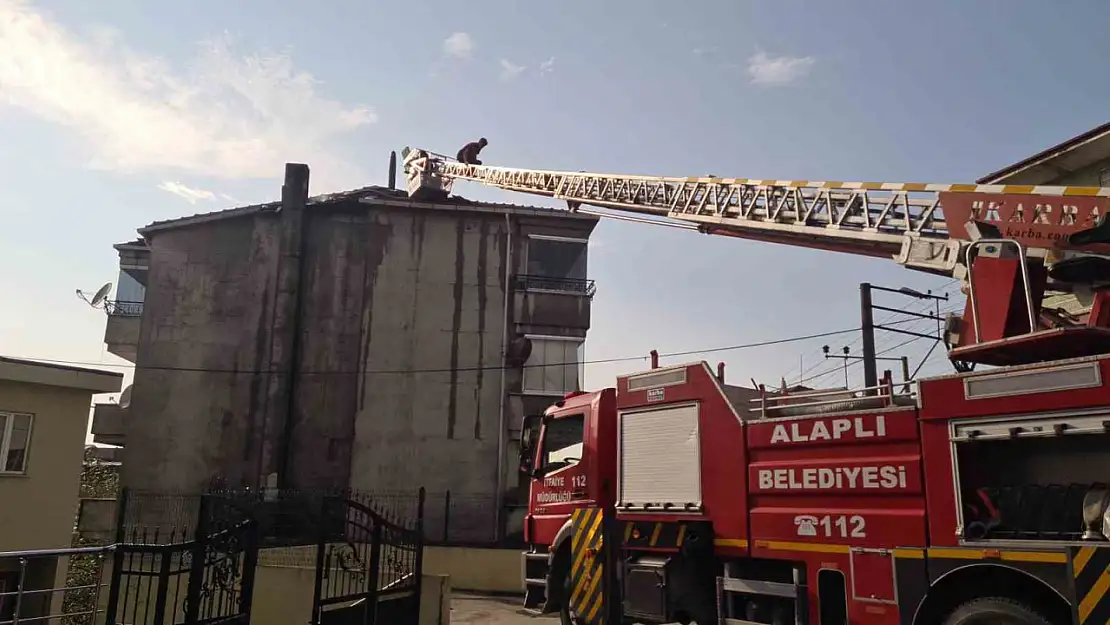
[849,548,897,605]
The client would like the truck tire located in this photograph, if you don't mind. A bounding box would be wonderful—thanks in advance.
[942,597,1055,625]
[559,566,574,625]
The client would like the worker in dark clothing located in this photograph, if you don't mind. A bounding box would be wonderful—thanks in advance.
[456,137,488,165]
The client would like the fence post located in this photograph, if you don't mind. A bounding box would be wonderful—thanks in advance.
[442,490,451,544]
[183,494,211,625]
[103,487,130,625]
[415,487,426,612]
[367,518,383,625]
[309,495,329,625]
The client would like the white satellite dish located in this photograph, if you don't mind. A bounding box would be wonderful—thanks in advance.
[119,385,132,409]
[77,282,113,309]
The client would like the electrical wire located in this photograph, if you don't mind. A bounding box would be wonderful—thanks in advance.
[2,326,865,377]
[790,300,962,387]
[782,279,959,383]
[794,333,931,387]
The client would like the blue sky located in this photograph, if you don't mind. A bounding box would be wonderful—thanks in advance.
[3,0,1109,405]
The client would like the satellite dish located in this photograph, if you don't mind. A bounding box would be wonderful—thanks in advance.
[90,282,112,307]
[76,282,112,309]
[119,385,132,409]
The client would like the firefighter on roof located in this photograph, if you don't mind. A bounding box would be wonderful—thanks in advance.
[456,137,488,165]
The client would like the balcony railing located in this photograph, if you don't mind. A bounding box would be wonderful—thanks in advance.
[105,300,144,317]
[515,274,597,297]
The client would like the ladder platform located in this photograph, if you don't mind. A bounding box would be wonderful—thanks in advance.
[950,326,1110,366]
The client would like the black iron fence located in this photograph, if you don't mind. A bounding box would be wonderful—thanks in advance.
[104,301,144,317]
[515,274,597,297]
[115,488,504,548]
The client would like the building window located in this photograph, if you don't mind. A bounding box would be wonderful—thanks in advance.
[520,235,595,295]
[107,269,146,317]
[522,336,585,395]
[0,411,32,474]
[1100,168,1110,188]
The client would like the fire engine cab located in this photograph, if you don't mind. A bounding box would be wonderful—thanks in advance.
[402,146,1110,624]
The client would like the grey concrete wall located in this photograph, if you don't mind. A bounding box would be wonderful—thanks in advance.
[345,206,511,497]
[121,193,597,510]
[124,216,281,493]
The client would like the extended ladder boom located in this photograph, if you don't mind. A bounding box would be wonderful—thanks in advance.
[402,147,1110,278]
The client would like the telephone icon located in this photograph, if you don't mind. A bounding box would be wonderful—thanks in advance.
[794,515,818,537]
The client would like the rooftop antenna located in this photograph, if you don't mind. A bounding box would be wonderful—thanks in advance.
[77,282,112,310]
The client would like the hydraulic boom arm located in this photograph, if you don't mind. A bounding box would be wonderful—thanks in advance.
[402,147,1110,278]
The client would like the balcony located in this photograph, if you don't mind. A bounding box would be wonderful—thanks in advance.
[104,300,143,362]
[515,275,596,297]
[513,275,593,330]
[91,402,127,446]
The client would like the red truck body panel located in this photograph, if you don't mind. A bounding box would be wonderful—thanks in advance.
[614,362,755,552]
[525,353,1110,625]
[746,406,927,550]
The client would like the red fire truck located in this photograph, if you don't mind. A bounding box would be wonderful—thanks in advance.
[403,149,1110,625]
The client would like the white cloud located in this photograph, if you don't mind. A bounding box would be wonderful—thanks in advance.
[747,50,816,86]
[499,58,525,81]
[539,57,555,76]
[443,32,474,59]
[157,181,215,204]
[0,0,376,192]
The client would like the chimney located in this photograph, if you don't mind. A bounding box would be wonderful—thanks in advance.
[649,350,659,369]
[716,362,726,383]
[388,151,398,189]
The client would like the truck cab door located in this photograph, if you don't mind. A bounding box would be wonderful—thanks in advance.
[531,413,591,523]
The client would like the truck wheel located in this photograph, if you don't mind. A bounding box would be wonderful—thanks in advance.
[943,597,1055,625]
[559,565,574,625]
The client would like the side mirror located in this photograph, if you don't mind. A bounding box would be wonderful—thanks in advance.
[519,414,544,474]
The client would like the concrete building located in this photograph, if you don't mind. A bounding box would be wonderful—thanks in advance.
[0,356,122,619]
[93,164,598,540]
[976,120,1110,319]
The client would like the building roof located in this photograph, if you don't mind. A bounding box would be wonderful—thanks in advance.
[113,239,148,251]
[138,185,597,236]
[0,356,123,393]
[977,121,1110,184]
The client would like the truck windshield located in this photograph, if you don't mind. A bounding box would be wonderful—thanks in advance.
[540,414,584,474]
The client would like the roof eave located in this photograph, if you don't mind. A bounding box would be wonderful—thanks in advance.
[977,121,1110,184]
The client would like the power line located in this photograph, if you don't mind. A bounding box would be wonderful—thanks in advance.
[2,326,864,377]
[795,332,935,387]
[791,300,961,388]
[782,280,959,383]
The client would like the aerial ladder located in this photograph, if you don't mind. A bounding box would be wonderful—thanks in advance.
[400,147,1110,369]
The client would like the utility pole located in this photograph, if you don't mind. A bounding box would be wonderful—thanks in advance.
[860,283,878,392]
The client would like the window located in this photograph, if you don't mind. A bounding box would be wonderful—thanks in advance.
[116,269,147,303]
[0,412,32,474]
[522,336,585,395]
[540,414,584,474]
[527,236,587,281]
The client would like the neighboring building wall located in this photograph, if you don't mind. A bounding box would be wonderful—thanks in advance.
[121,188,596,514]
[0,381,112,552]
[0,360,122,569]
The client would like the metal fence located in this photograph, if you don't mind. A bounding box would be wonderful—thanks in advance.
[113,488,504,548]
[103,301,143,317]
[0,545,113,625]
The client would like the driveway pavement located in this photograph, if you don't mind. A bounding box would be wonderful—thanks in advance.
[450,593,559,625]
